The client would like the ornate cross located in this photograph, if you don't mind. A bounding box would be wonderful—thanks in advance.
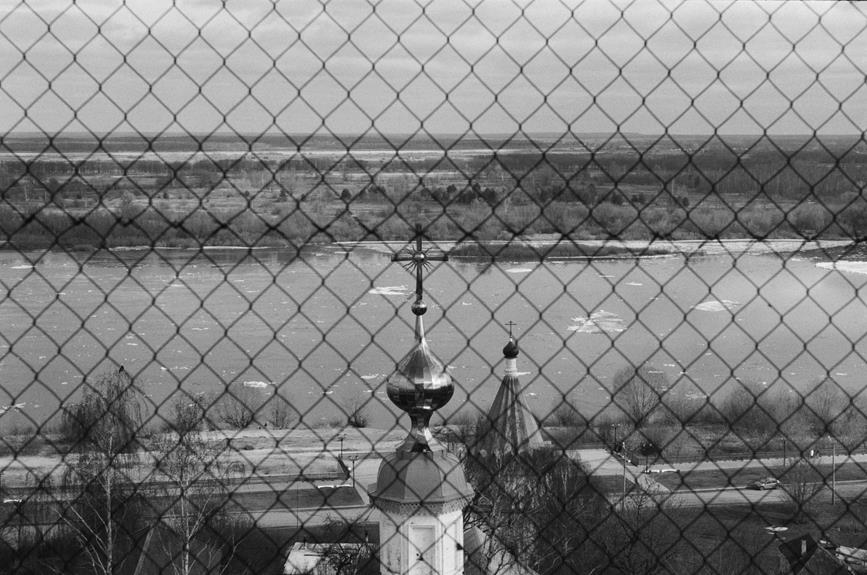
[505,320,517,337]
[392,223,448,305]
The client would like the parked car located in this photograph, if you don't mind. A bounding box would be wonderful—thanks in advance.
[749,477,781,490]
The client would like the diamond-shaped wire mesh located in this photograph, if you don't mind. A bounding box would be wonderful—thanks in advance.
[1,0,867,573]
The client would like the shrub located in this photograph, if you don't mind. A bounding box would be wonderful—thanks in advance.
[547,395,583,427]
[788,203,829,236]
[342,391,369,428]
[720,379,776,439]
[164,394,207,435]
[216,385,267,429]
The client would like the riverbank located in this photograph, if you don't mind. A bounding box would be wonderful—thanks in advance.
[2,235,853,264]
[0,200,860,255]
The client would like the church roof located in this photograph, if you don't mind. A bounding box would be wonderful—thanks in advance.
[370,449,472,506]
[475,336,544,459]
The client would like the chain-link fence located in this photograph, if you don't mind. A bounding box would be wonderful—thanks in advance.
[2,0,867,573]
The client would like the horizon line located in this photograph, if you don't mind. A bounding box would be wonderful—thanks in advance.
[2,130,864,141]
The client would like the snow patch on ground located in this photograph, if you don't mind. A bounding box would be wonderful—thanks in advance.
[817,261,867,276]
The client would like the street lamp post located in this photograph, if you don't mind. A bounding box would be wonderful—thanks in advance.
[339,435,345,459]
[782,438,787,468]
[830,435,837,506]
[621,454,627,512]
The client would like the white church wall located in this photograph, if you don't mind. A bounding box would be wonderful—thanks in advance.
[375,507,464,575]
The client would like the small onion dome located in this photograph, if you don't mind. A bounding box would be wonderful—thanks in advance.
[502,336,519,359]
[370,450,472,507]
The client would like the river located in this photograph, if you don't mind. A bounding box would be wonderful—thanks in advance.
[0,240,863,432]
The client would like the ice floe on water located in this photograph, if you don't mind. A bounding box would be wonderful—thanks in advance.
[506,267,533,274]
[693,298,740,312]
[817,261,867,276]
[368,285,408,296]
[568,310,625,334]
[242,380,272,389]
[0,402,26,414]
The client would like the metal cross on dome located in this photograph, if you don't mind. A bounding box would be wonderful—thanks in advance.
[505,320,517,337]
[392,223,448,305]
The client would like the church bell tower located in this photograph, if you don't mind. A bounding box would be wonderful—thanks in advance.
[368,225,473,575]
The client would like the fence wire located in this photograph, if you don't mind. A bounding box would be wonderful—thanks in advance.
[1,0,867,574]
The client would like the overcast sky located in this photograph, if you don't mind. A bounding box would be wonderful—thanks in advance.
[0,0,865,137]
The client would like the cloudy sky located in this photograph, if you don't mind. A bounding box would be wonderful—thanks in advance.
[0,0,865,137]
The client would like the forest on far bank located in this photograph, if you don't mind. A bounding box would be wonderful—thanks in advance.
[0,133,865,250]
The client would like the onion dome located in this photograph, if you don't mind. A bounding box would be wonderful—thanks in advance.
[475,334,544,459]
[502,336,519,359]
[386,299,454,453]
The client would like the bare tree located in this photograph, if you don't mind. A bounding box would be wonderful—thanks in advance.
[310,515,374,575]
[164,393,206,435]
[547,393,583,427]
[61,366,146,575]
[266,394,296,429]
[805,378,848,438]
[610,364,669,429]
[720,379,777,441]
[465,448,609,574]
[215,385,266,429]
[601,489,680,575]
[153,398,241,575]
[783,459,823,523]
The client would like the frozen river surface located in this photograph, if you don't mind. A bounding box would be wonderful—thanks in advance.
[0,241,864,430]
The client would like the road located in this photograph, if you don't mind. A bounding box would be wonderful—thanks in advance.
[2,453,385,530]
[230,457,381,528]
[667,480,867,509]
[575,448,867,510]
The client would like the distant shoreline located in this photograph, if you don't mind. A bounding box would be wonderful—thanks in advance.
[0,237,854,262]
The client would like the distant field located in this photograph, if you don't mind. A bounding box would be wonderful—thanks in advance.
[1,131,865,249]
